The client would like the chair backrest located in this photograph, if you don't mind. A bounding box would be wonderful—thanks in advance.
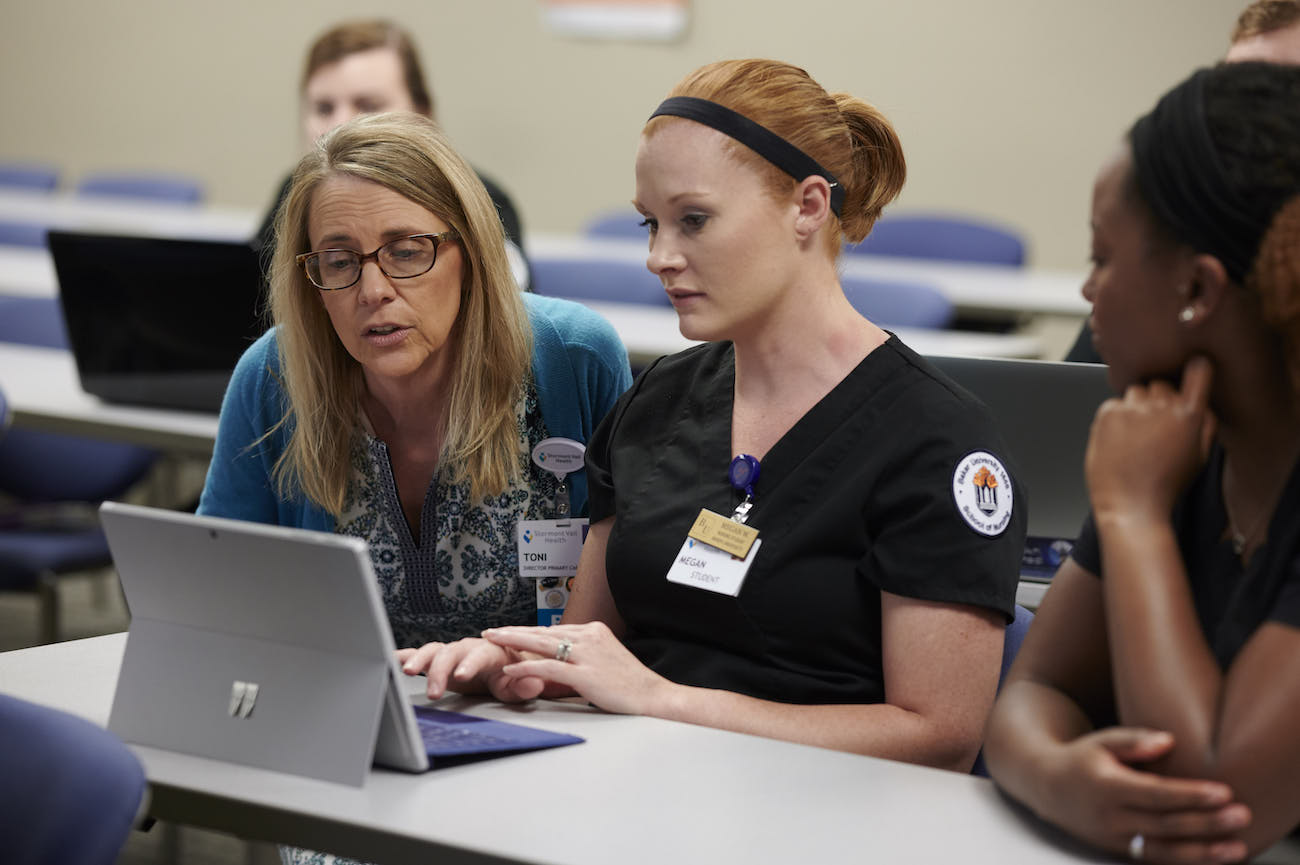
[1000,603,1034,683]
[531,257,671,307]
[583,210,648,240]
[0,694,147,865]
[0,296,69,349]
[849,213,1026,267]
[0,163,59,193]
[0,427,158,503]
[971,603,1035,777]
[75,173,203,205]
[0,297,157,501]
[0,220,49,248]
[840,275,955,329]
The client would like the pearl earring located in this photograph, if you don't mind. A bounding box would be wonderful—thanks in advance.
[1179,306,1196,324]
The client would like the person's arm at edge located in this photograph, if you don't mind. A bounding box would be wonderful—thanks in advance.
[1088,360,1300,852]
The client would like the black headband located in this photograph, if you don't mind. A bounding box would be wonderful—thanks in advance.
[649,96,845,217]
[1129,68,1264,285]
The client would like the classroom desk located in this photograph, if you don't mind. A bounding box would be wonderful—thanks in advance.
[527,234,1091,319]
[0,632,1109,865]
[0,251,1043,363]
[579,300,1044,361]
[0,339,1048,606]
[0,189,256,242]
[0,343,218,455]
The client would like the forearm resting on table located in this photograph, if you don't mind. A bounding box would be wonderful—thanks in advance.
[982,678,1097,812]
[651,684,985,772]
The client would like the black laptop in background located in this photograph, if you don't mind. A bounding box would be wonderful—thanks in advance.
[48,231,267,414]
[927,355,1114,581]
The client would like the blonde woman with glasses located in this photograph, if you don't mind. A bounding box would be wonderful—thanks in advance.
[198,112,630,654]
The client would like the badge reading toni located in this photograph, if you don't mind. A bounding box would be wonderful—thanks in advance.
[951,451,1014,537]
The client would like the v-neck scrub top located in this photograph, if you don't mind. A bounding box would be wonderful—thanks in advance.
[585,338,1026,705]
[1071,443,1300,672]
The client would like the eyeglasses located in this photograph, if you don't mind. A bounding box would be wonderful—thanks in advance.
[296,230,460,290]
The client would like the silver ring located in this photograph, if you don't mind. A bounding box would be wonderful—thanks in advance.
[555,639,573,662]
[1128,833,1145,860]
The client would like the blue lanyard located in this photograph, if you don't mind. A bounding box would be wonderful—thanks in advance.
[728,454,760,525]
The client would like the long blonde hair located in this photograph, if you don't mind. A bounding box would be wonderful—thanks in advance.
[267,112,531,515]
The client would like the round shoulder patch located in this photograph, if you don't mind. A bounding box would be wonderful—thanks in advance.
[951,451,1014,537]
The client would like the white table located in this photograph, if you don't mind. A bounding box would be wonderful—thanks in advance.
[0,189,257,242]
[580,300,1043,361]
[0,343,218,454]
[527,234,1090,319]
[0,248,1043,362]
[0,633,1109,865]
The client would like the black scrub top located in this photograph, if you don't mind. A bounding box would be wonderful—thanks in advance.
[1071,443,1300,669]
[585,338,1026,705]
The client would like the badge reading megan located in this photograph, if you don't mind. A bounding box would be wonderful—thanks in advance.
[688,509,759,559]
[951,451,1014,537]
[666,536,762,597]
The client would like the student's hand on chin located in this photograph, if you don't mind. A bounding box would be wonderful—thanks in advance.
[1086,356,1215,522]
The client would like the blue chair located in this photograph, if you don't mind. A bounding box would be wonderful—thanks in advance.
[532,257,671,307]
[971,603,1035,777]
[583,209,648,240]
[0,163,59,193]
[0,694,147,865]
[0,301,157,643]
[0,297,69,348]
[841,275,955,329]
[75,173,203,205]
[0,221,49,248]
[848,213,1027,267]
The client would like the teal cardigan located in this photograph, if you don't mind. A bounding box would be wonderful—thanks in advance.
[197,293,632,531]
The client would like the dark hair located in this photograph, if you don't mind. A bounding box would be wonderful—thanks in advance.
[1233,0,1300,42]
[1130,62,1300,386]
[301,19,433,117]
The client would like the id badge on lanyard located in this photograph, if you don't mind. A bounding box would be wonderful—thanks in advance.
[665,454,763,597]
[518,437,588,625]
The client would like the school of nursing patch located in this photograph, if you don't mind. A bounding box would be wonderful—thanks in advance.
[951,451,1014,537]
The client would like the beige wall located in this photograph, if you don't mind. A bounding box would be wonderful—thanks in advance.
[0,0,1243,268]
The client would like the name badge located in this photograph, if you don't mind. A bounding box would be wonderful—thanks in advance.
[517,519,588,580]
[666,536,762,597]
[687,508,759,559]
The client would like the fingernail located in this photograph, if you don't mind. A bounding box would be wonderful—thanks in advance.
[1206,786,1233,805]
[1223,805,1250,827]
[1213,841,1247,862]
[454,665,468,678]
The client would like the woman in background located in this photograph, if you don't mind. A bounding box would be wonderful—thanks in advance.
[256,18,530,286]
[405,59,1026,772]
[984,62,1300,863]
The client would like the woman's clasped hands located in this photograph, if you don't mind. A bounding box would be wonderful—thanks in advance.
[397,622,678,715]
[1035,727,1250,864]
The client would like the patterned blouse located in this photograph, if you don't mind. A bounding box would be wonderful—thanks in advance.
[335,379,561,648]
